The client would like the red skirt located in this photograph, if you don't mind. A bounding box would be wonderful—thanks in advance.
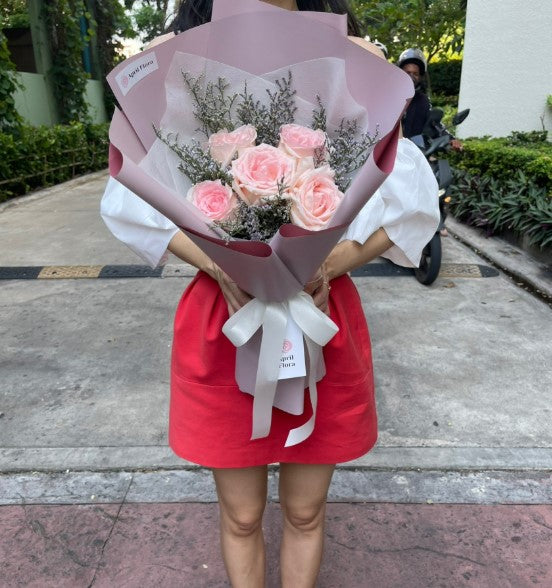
[169,272,377,468]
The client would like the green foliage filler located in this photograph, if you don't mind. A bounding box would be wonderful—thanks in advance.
[0,123,108,202]
[428,60,462,97]
[449,137,552,249]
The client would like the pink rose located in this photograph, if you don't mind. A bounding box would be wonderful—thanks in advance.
[231,144,296,205]
[187,180,237,221]
[209,125,257,167]
[290,166,343,230]
[279,124,326,159]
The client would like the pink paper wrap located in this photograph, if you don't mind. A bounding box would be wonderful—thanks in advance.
[106,0,413,446]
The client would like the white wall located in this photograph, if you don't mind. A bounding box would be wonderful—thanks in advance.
[458,0,552,139]
[85,80,108,125]
[14,73,58,126]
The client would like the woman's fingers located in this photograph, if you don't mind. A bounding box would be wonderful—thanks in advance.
[311,280,331,315]
[213,264,330,317]
[304,273,323,296]
[213,267,252,316]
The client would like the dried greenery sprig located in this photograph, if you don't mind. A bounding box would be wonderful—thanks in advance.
[153,125,233,185]
[311,95,327,132]
[327,120,379,191]
[182,72,237,136]
[236,72,297,145]
[215,194,292,242]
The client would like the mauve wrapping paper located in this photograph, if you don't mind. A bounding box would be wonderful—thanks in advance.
[107,0,412,301]
[106,0,413,434]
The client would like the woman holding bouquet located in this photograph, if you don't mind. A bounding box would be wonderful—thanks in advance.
[102,0,439,586]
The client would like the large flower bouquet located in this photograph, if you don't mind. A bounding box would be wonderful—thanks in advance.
[107,0,413,446]
[154,69,378,242]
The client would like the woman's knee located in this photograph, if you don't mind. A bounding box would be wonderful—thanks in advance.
[220,503,265,538]
[281,501,326,533]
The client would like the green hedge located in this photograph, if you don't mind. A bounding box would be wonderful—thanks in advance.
[0,122,109,202]
[428,59,462,97]
[449,135,552,249]
[449,136,552,191]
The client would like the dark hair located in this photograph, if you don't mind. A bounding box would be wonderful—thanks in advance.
[171,0,360,37]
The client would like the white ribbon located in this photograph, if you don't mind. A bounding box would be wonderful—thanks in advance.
[222,292,339,447]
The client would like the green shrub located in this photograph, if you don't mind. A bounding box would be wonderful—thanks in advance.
[428,59,462,97]
[0,122,108,202]
[449,136,552,249]
[450,137,552,191]
[450,169,552,249]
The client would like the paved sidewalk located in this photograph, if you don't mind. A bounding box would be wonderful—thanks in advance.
[2,502,552,587]
[1,172,551,587]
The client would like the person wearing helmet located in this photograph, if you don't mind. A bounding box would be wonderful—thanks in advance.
[397,48,431,141]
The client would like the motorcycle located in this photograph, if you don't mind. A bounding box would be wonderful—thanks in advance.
[412,107,470,285]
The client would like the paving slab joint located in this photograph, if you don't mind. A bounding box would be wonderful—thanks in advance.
[447,216,552,302]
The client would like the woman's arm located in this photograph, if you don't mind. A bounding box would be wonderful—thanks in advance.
[168,231,252,314]
[325,228,393,280]
[307,228,393,313]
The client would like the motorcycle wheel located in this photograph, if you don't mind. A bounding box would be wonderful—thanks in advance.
[415,233,442,285]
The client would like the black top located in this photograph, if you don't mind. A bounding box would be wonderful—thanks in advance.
[402,91,431,139]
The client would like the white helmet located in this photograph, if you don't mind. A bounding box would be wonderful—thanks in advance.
[397,48,427,76]
[363,35,389,59]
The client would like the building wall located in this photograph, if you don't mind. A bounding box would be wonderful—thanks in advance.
[13,73,58,126]
[458,0,552,139]
[85,80,108,124]
[10,0,107,127]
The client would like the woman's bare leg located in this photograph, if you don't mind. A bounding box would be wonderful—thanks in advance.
[279,463,336,588]
[212,466,268,587]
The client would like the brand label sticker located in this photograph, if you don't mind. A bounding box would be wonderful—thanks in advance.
[116,52,159,96]
[278,318,306,380]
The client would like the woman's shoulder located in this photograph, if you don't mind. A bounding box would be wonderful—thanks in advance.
[144,31,176,50]
[347,36,386,60]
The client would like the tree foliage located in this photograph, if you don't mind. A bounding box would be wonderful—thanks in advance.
[125,0,174,44]
[1,0,29,28]
[44,0,92,123]
[93,0,136,115]
[350,0,466,63]
[0,29,23,133]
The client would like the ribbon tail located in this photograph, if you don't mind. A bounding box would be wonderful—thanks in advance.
[251,303,288,440]
[285,336,320,447]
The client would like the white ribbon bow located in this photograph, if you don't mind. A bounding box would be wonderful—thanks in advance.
[222,292,339,447]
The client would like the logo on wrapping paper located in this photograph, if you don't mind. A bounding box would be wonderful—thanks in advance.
[116,52,159,96]
[282,339,293,353]
[278,320,306,380]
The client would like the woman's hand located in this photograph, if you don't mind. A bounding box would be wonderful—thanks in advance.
[304,268,331,315]
[210,263,252,317]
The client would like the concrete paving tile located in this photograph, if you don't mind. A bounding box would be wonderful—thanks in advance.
[0,472,133,505]
[0,504,119,588]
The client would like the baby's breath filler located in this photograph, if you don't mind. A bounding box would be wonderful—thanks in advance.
[216,194,291,243]
[311,95,327,132]
[327,120,379,191]
[153,126,233,186]
[182,72,237,136]
[236,72,297,145]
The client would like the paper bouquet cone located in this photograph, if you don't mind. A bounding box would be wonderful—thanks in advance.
[106,0,413,446]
